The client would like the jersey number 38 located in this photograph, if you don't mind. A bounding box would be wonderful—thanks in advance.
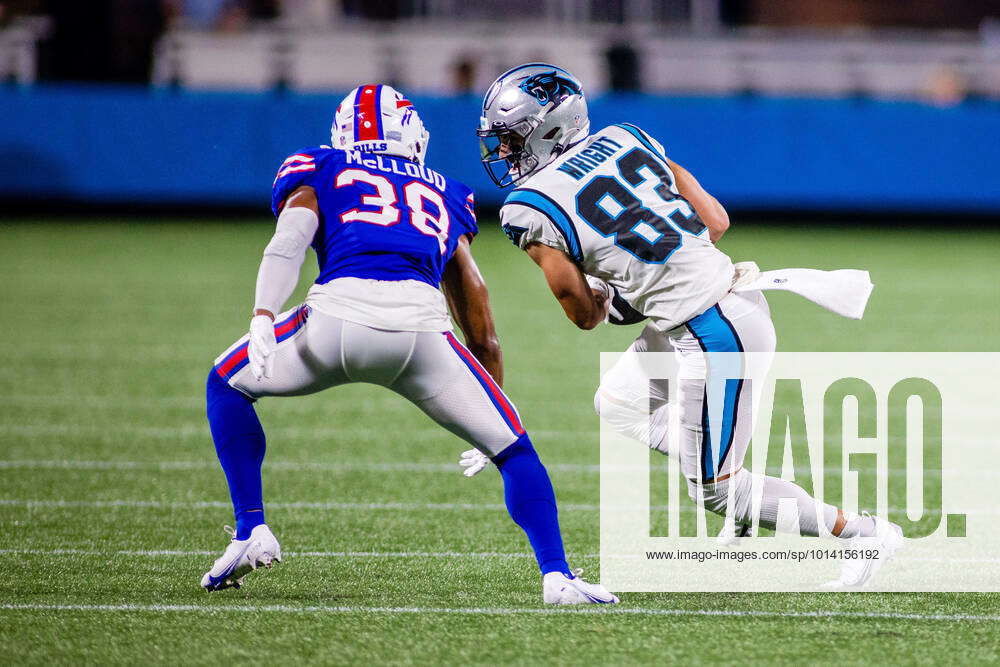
[335,169,450,254]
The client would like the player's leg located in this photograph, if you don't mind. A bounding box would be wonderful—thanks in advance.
[393,330,564,575]
[389,330,617,604]
[675,292,902,585]
[203,305,348,589]
[671,290,773,485]
[593,322,675,456]
[208,305,339,537]
[674,291,852,534]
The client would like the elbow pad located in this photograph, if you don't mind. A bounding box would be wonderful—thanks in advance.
[263,206,319,259]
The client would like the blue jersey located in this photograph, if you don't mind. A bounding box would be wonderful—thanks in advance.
[271,147,477,287]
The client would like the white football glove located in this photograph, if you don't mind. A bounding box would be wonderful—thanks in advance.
[459,449,490,477]
[585,275,613,322]
[731,261,761,290]
[585,274,647,325]
[247,314,277,381]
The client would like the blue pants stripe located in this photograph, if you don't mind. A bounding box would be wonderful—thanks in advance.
[686,304,744,481]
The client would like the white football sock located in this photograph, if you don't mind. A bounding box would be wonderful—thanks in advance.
[696,470,876,538]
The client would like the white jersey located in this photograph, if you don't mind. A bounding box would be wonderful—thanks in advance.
[500,123,734,331]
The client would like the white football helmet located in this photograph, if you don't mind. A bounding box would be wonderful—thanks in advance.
[331,84,430,164]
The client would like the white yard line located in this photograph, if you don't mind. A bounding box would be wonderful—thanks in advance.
[0,458,588,473]
[0,424,582,441]
[0,547,995,564]
[0,459,464,473]
[0,548,549,559]
[0,459,961,476]
[0,394,203,409]
[0,423,466,441]
[0,498,959,514]
[1,602,997,622]
[0,498,511,511]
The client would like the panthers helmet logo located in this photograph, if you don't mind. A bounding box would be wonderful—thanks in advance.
[518,71,582,106]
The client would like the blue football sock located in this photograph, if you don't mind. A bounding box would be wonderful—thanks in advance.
[206,370,266,540]
[492,434,571,576]
[235,509,265,539]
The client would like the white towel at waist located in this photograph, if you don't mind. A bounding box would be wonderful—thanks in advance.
[730,261,874,320]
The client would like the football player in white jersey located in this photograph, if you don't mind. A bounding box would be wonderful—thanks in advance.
[462,63,902,589]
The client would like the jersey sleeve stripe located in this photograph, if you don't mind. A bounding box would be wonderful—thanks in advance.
[274,163,317,183]
[277,163,316,176]
[615,123,668,164]
[281,154,315,166]
[504,188,583,263]
[465,192,476,221]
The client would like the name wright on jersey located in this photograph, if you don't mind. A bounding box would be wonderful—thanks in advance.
[555,135,624,181]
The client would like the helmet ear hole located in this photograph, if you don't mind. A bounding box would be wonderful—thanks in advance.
[542,127,560,140]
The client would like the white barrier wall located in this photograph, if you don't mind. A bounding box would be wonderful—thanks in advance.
[144,25,1000,100]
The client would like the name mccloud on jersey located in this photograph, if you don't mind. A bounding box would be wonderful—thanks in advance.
[345,149,447,191]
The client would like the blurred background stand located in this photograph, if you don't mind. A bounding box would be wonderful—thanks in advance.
[0,0,998,214]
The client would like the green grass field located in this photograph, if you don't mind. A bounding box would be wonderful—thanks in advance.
[1,220,998,665]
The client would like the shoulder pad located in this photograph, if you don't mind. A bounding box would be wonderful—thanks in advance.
[608,123,668,161]
[502,188,583,262]
[271,147,333,216]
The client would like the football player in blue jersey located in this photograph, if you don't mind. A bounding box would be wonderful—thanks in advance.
[201,84,618,604]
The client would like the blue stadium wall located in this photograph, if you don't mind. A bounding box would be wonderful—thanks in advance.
[2,85,999,212]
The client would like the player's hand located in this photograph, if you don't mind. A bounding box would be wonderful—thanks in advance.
[247,314,277,381]
[585,275,613,322]
[586,273,648,326]
[459,449,490,477]
[607,289,647,325]
[732,261,761,290]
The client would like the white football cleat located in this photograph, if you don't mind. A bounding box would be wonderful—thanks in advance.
[822,515,903,590]
[200,524,282,592]
[543,570,619,605]
[717,518,754,547]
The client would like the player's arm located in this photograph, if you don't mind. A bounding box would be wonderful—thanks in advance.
[525,242,608,331]
[441,235,504,387]
[667,158,730,243]
[254,186,319,319]
[246,185,319,379]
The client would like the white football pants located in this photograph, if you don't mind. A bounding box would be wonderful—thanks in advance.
[596,290,776,482]
[212,304,525,456]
